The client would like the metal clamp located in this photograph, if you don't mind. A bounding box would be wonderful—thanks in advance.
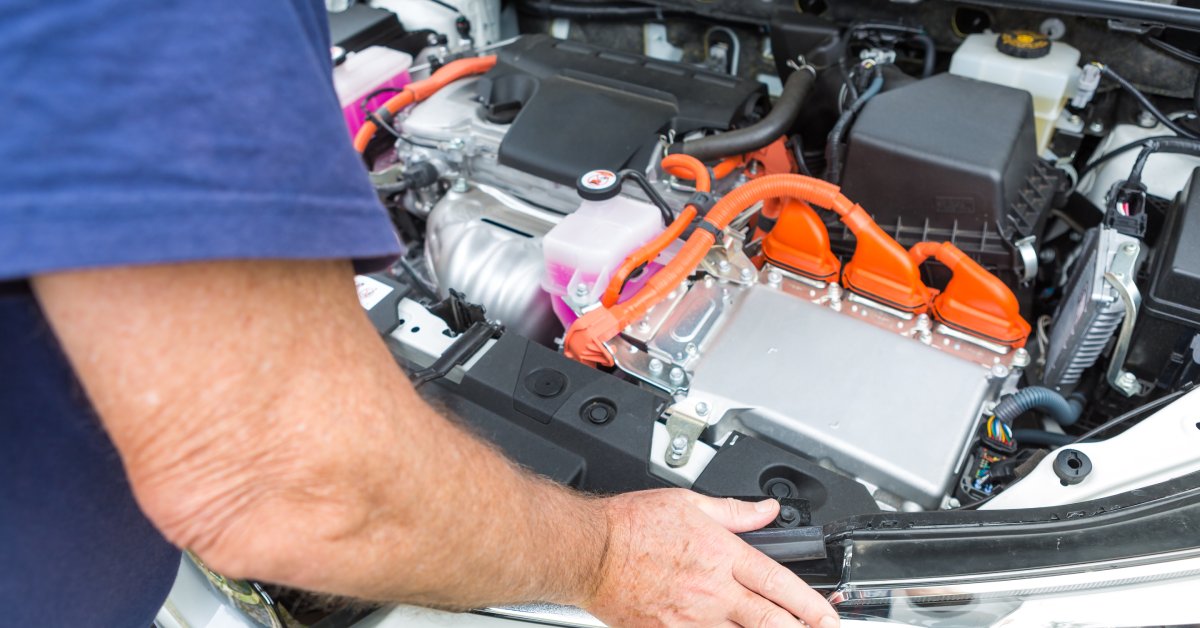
[1014,236,1039,283]
[1104,242,1142,397]
[663,401,711,468]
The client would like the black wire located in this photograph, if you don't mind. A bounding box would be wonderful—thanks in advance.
[1144,35,1200,65]
[425,0,463,14]
[616,169,674,226]
[1097,64,1200,140]
[1079,135,1177,178]
[1068,387,1193,445]
[787,135,814,177]
[397,257,439,301]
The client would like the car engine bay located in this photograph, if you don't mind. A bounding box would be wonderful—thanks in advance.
[338,0,1200,525]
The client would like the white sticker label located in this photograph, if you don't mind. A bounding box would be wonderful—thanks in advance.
[355,275,394,311]
[581,169,617,190]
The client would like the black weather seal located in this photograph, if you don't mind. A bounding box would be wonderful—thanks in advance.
[822,469,1200,582]
[959,0,1200,32]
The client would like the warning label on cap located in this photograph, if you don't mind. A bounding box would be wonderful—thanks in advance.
[581,169,617,190]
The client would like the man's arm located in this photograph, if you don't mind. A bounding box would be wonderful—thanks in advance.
[33,259,837,627]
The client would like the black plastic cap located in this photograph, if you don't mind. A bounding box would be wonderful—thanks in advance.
[577,169,621,201]
[997,31,1051,59]
[1053,449,1093,486]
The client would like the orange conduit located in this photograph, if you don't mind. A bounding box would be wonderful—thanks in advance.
[352,55,498,154]
[565,174,929,366]
[663,155,742,181]
[600,154,711,307]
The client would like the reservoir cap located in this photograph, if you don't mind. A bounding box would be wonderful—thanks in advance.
[997,31,1051,59]
[577,169,621,201]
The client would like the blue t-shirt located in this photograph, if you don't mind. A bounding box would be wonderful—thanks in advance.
[0,1,401,624]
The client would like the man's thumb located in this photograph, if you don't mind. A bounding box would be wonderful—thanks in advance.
[688,495,778,533]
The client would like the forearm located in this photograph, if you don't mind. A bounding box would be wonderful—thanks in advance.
[33,260,606,608]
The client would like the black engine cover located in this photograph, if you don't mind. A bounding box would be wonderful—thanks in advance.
[477,35,765,186]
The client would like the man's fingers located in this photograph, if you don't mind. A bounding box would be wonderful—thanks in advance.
[730,586,804,628]
[683,493,778,533]
[733,548,839,628]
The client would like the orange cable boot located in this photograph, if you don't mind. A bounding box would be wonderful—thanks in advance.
[761,198,840,282]
[908,242,1031,347]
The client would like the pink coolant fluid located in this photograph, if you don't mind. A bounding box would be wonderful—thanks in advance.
[543,191,671,328]
[332,46,412,136]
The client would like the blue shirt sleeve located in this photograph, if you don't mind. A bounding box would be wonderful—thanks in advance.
[0,0,402,280]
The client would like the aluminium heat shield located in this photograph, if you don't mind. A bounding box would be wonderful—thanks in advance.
[1043,227,1141,391]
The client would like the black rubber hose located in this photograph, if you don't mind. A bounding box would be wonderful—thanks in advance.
[993,386,1084,427]
[824,66,883,185]
[674,68,816,163]
[1013,428,1079,448]
[616,169,674,226]
[518,0,669,20]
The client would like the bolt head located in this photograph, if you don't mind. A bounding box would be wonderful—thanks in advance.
[695,401,710,416]
[739,267,754,280]
[1119,372,1137,387]
[1013,347,1031,367]
[991,364,1010,379]
[1123,243,1139,254]
[668,366,686,384]
[717,260,732,273]
[1088,121,1105,134]
[670,435,688,451]
[767,270,782,285]
[648,358,664,374]
[574,283,589,297]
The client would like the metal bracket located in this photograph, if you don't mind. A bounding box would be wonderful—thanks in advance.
[701,228,758,285]
[663,401,710,468]
[1014,236,1039,283]
[1104,242,1142,397]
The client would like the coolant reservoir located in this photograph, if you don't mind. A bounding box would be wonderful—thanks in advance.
[950,32,1080,152]
[542,170,665,326]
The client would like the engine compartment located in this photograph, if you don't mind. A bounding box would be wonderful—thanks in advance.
[343,0,1200,517]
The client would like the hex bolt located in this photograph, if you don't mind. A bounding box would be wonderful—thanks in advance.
[1136,110,1157,128]
[991,364,1010,379]
[1119,371,1137,389]
[767,270,782,287]
[717,260,732,274]
[451,177,469,193]
[668,366,686,384]
[1088,121,1105,134]
[669,435,688,460]
[574,283,589,298]
[648,358,664,375]
[1123,243,1139,255]
[826,284,842,301]
[448,137,466,150]
[695,401,710,416]
[1013,347,1031,368]
[739,267,754,281]
[915,313,931,329]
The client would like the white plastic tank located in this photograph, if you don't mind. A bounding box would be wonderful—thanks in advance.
[950,32,1081,152]
[542,170,665,325]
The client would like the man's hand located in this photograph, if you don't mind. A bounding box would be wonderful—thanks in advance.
[588,490,838,628]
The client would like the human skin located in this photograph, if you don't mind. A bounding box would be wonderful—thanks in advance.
[33,259,838,628]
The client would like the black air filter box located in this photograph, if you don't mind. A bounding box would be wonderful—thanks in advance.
[836,74,1055,284]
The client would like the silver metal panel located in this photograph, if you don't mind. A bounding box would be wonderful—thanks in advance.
[689,285,994,508]
[1043,227,1140,391]
[424,184,563,344]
